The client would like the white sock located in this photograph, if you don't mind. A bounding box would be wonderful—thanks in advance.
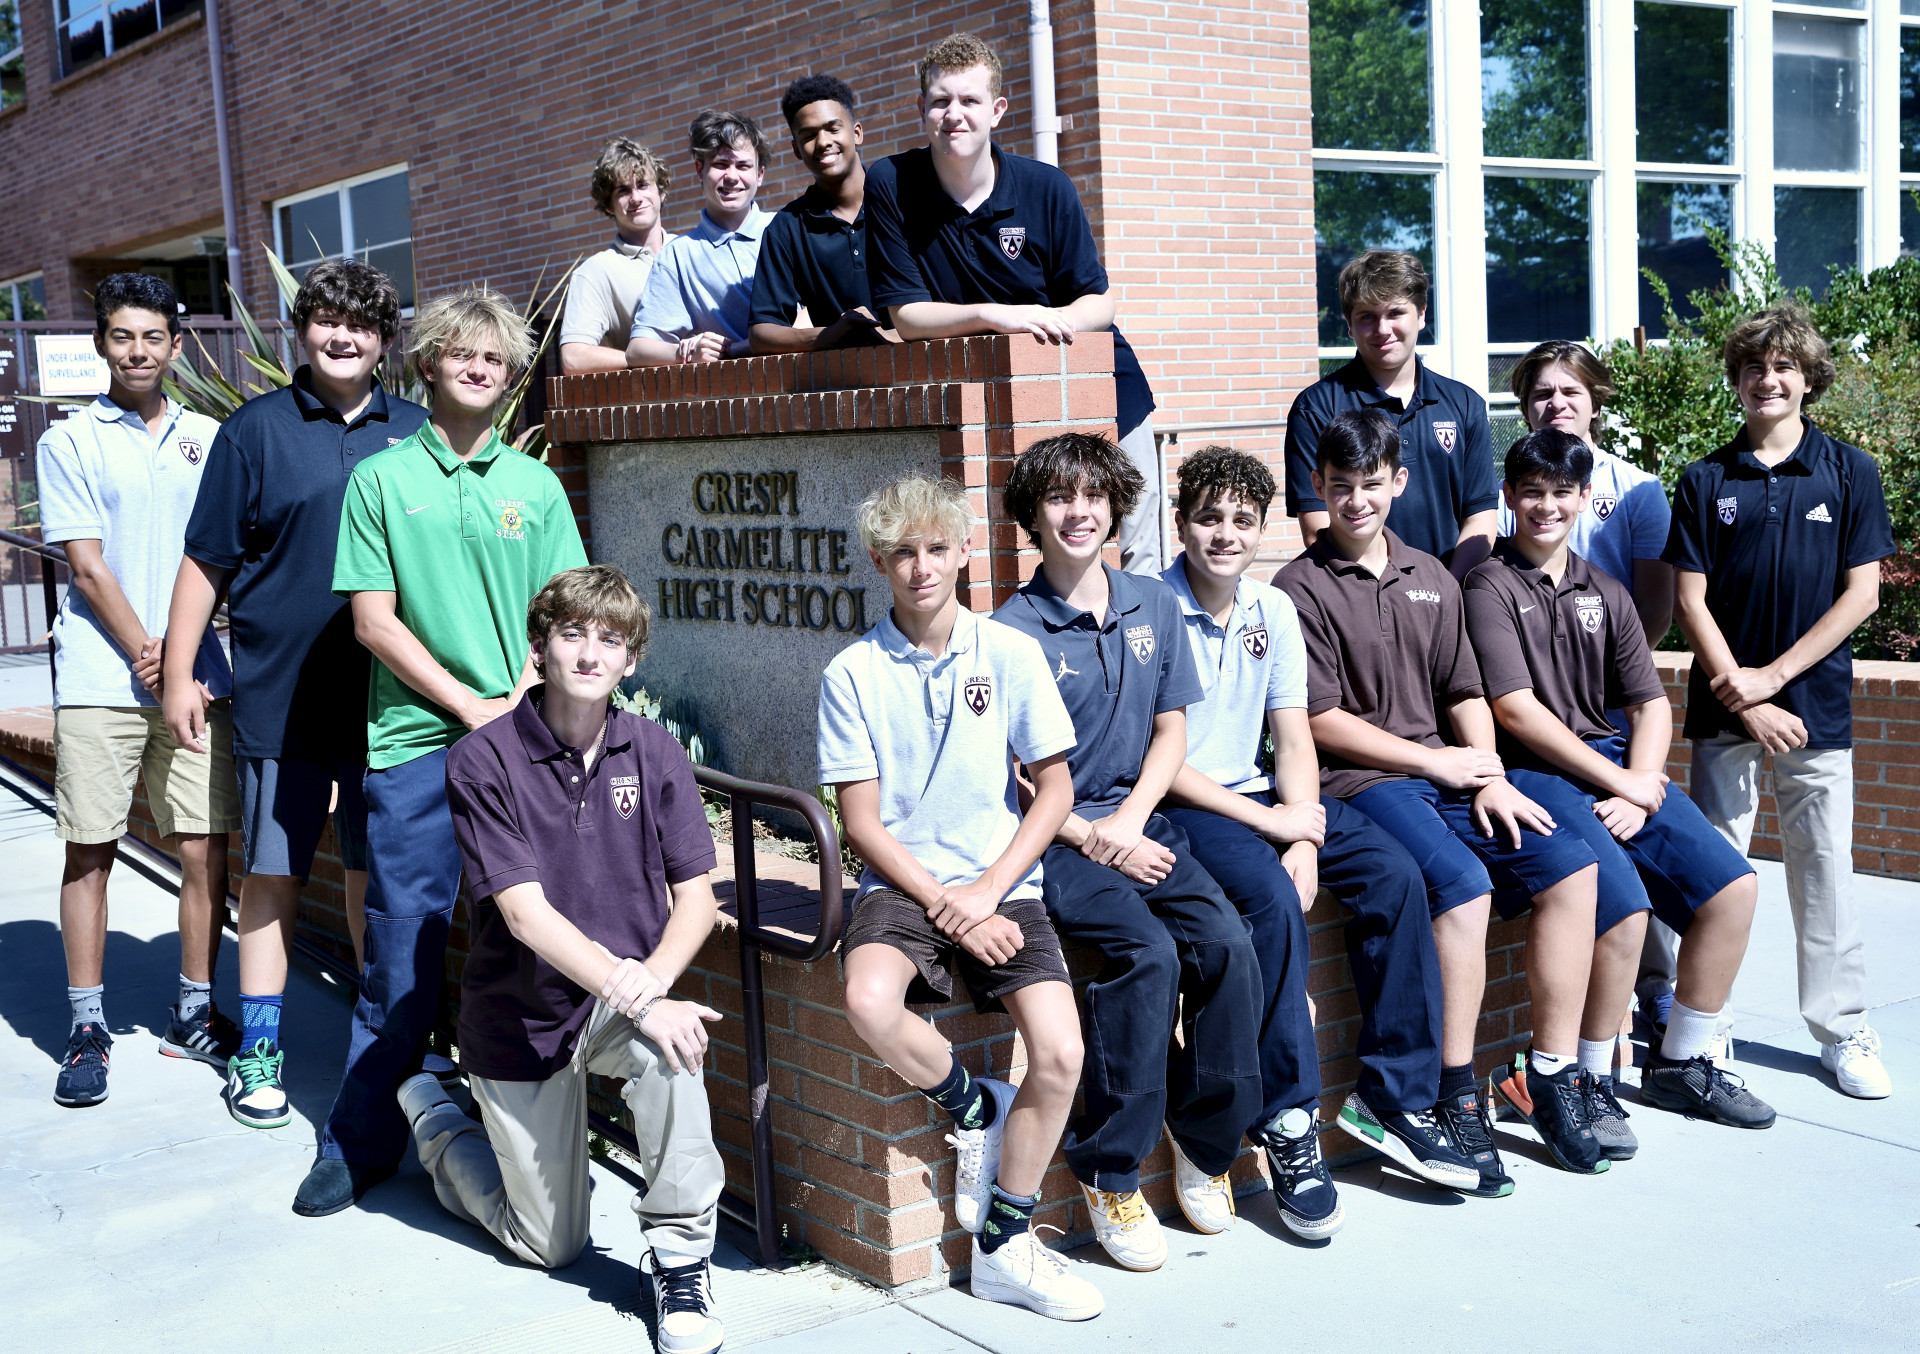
[1577,1038,1615,1077]
[1661,1000,1720,1062]
[1529,1048,1576,1077]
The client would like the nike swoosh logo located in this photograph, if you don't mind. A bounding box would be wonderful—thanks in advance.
[406,504,431,515]
[1518,605,1535,613]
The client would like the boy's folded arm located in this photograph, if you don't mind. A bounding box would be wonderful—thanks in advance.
[1489,687,1635,796]
[645,874,723,988]
[492,880,620,997]
[1306,706,1441,778]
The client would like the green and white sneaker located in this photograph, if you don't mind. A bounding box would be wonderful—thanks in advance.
[225,1038,292,1129]
[1335,1090,1479,1191]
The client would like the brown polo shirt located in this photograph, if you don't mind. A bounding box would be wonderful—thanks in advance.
[1462,541,1665,761]
[1274,530,1485,799]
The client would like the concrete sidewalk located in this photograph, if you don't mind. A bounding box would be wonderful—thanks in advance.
[4,758,1918,1353]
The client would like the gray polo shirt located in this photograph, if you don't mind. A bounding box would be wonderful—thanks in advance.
[559,238,658,350]
[631,206,772,357]
[818,605,1075,903]
[37,394,231,708]
[1163,554,1307,794]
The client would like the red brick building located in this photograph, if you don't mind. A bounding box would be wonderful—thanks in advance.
[0,0,1315,498]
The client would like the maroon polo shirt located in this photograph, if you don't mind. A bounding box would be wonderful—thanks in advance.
[446,689,717,1080]
[1463,541,1666,762]
[1274,529,1484,800]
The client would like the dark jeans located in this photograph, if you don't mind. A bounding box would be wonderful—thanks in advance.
[1169,794,1443,1124]
[318,747,464,1166]
[1041,814,1262,1191]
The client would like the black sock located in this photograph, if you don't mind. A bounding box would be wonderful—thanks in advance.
[1438,1063,1476,1100]
[925,1058,994,1130]
[979,1185,1037,1254]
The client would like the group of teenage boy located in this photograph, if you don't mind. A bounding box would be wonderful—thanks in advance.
[34,27,1895,1347]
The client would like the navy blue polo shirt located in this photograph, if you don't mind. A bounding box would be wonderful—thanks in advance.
[183,369,428,761]
[447,691,718,1079]
[1665,419,1894,748]
[992,565,1202,819]
[748,183,877,331]
[866,146,1156,434]
[1283,358,1498,559]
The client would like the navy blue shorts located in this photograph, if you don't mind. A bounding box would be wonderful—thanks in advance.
[1506,735,1754,937]
[238,756,369,880]
[1347,777,1597,921]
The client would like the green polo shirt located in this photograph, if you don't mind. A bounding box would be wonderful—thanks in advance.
[333,422,587,769]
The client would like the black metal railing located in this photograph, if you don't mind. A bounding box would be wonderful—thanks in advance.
[0,528,64,689]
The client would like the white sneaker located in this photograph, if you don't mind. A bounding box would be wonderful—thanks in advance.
[1167,1133,1235,1234]
[971,1230,1104,1321]
[1079,1184,1167,1272]
[947,1077,1016,1233]
[397,1070,455,1127]
[646,1253,725,1354]
[1820,1027,1893,1099]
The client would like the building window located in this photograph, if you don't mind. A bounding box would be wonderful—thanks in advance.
[1636,2,1732,166]
[274,166,416,311]
[1902,21,1919,253]
[2,0,24,109]
[1637,181,1733,337]
[1774,14,1864,173]
[54,0,202,79]
[1,273,47,321]
[1314,172,1437,348]
[1485,176,1593,346]
[1481,0,1589,162]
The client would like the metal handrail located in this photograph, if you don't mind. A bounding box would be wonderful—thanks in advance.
[1154,417,1288,451]
[0,529,64,687]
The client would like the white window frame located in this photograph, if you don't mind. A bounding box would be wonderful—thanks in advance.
[271,164,414,318]
[1,271,44,322]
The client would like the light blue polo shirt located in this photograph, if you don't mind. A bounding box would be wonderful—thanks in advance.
[37,394,231,708]
[1163,554,1307,794]
[632,205,772,356]
[818,605,1076,903]
[1497,444,1669,591]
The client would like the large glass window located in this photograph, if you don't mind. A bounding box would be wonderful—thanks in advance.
[1901,26,1919,175]
[1481,0,1590,161]
[1309,0,1432,153]
[1314,172,1437,346]
[1775,186,1859,292]
[1,274,47,322]
[1637,182,1732,338]
[1,0,23,109]
[1486,176,1592,342]
[1774,15,1864,173]
[275,168,415,310]
[53,0,201,78]
[1903,189,1919,257]
[1635,3,1731,165]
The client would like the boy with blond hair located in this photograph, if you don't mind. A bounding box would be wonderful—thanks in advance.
[1667,305,1895,1100]
[820,477,1101,1320]
[403,565,726,1354]
[560,137,675,373]
[295,286,587,1218]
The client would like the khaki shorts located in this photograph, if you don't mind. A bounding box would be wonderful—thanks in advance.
[54,703,241,843]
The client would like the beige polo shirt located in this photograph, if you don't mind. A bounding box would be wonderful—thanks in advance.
[559,238,661,350]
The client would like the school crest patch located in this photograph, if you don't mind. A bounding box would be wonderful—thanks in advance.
[964,676,992,715]
[998,227,1026,261]
[1717,495,1738,526]
[1575,595,1604,633]
[1433,420,1458,453]
[179,439,203,465]
[1242,625,1269,660]
[611,776,639,820]
[1591,495,1616,521]
[1125,623,1156,664]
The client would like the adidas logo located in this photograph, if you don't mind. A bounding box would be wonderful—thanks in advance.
[1806,502,1833,523]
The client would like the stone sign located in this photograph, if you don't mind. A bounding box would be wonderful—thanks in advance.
[589,430,944,791]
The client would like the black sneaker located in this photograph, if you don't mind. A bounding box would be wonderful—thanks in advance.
[1335,1090,1479,1191]
[1641,1052,1776,1129]
[1434,1086,1514,1198]
[159,1002,242,1068]
[54,1023,112,1107]
[1581,1072,1639,1160]
[290,1157,396,1217]
[644,1251,725,1354]
[1494,1053,1608,1175]
[1258,1121,1345,1239]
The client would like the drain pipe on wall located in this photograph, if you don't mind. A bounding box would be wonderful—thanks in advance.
[1028,0,1063,165]
[203,0,246,313]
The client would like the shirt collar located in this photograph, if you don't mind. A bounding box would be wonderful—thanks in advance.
[1339,356,1439,414]
[290,367,393,426]
[1490,537,1590,592]
[511,687,633,763]
[1164,554,1254,630]
[693,204,772,245]
[1021,562,1141,629]
[1308,528,1417,578]
[414,418,506,472]
[796,183,865,226]
[1732,417,1820,475]
[89,392,181,435]
[611,235,655,260]
[876,603,979,661]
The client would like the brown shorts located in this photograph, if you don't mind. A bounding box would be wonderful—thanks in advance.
[842,888,1071,1014]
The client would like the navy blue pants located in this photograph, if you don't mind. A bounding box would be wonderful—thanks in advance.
[1041,815,1262,1191]
[318,747,464,1166]
[1168,794,1442,1125]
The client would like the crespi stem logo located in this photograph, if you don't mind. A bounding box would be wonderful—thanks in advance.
[178,438,204,466]
[496,498,527,540]
[1717,496,1738,526]
[1591,495,1617,521]
[1125,623,1155,664]
[964,676,992,715]
[998,227,1026,260]
[611,776,639,819]
[1575,594,1604,633]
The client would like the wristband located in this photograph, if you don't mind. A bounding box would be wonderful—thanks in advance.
[634,996,664,1024]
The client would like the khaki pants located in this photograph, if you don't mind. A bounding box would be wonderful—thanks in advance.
[54,703,239,842]
[1687,735,1868,1045]
[409,1000,723,1268]
[1116,416,1164,575]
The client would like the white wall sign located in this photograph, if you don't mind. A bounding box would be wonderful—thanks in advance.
[34,335,109,397]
